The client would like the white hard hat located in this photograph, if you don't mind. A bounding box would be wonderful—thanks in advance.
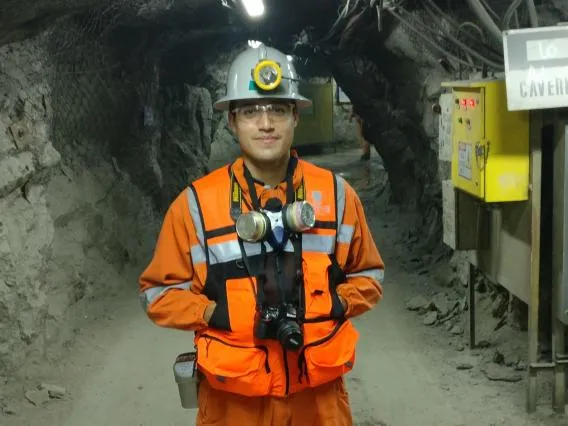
[214,43,312,111]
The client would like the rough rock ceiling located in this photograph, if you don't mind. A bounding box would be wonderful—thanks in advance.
[0,0,339,48]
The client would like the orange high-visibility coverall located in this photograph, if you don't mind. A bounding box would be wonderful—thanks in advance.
[139,152,384,426]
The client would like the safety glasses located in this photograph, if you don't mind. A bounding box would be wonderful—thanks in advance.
[232,103,295,122]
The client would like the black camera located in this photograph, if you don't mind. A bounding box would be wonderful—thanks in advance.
[255,304,303,351]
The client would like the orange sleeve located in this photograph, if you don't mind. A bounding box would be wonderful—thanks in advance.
[138,190,212,331]
[336,181,384,318]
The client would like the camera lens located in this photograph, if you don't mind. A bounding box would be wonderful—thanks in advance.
[277,321,303,351]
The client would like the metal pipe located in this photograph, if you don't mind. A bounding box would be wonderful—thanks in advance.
[530,362,555,369]
[525,0,539,27]
[468,262,476,348]
[465,0,503,46]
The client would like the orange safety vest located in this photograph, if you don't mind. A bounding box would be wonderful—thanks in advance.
[187,159,359,398]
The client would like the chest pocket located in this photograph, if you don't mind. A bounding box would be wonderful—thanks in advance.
[302,253,345,321]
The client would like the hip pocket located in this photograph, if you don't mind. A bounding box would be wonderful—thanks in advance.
[196,334,272,397]
[299,320,359,388]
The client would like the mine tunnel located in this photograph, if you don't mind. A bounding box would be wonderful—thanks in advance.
[2,0,568,425]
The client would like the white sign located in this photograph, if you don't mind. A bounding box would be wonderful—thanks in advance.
[458,142,472,180]
[503,26,568,111]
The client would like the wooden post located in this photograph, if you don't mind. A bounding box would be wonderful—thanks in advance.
[467,262,476,348]
[552,120,568,413]
[527,110,542,413]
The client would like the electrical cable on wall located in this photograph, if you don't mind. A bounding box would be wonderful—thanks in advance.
[465,0,503,45]
[385,7,482,69]
[421,2,504,69]
[321,0,357,41]
[422,0,500,56]
[479,0,500,21]
[502,0,524,30]
[525,0,539,27]
[394,5,475,67]
[459,21,485,41]
[392,4,504,71]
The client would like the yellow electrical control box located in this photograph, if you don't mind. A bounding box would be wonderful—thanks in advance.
[441,79,530,202]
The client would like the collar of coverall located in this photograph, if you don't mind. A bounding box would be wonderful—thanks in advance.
[230,149,303,200]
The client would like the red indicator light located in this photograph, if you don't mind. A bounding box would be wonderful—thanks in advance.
[460,98,467,106]
[469,98,476,107]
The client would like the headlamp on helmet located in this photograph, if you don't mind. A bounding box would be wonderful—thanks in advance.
[253,60,283,91]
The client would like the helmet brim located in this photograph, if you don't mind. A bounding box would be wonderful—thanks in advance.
[214,96,313,111]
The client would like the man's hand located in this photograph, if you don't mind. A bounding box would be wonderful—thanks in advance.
[203,302,217,323]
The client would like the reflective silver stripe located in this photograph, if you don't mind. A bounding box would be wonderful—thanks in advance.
[203,239,298,265]
[336,175,346,229]
[207,240,285,264]
[187,188,204,247]
[141,281,192,310]
[333,174,347,253]
[191,244,207,265]
[302,233,335,253]
[205,234,337,262]
[207,234,337,262]
[347,268,384,282]
[209,240,255,264]
[337,224,354,245]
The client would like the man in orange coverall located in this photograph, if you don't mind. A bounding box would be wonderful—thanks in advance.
[138,42,385,426]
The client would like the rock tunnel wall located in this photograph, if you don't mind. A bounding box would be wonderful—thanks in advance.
[0,15,214,381]
[0,31,157,382]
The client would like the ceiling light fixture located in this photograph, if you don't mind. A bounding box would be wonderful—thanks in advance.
[241,0,265,18]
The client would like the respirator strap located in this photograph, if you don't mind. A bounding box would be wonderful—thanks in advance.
[243,166,261,210]
[230,166,264,311]
[237,236,266,311]
[229,164,252,221]
[237,166,274,309]
[289,173,305,322]
[291,234,305,322]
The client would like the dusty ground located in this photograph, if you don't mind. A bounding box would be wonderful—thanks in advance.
[1,148,567,426]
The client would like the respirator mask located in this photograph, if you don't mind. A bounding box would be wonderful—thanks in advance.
[236,197,314,350]
[235,198,316,250]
